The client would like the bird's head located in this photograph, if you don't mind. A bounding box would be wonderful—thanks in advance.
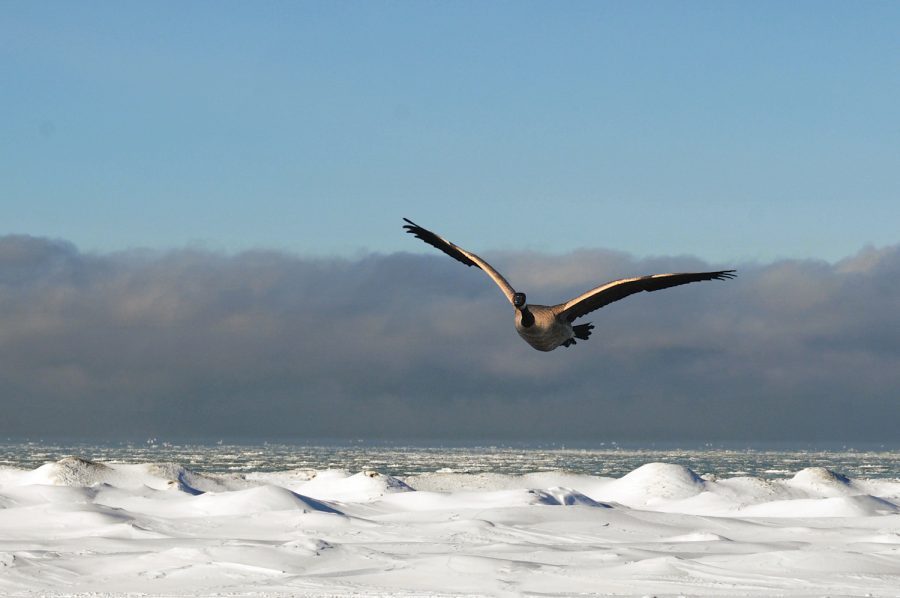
[513,292,527,308]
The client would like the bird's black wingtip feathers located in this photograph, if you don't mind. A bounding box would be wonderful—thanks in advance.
[402,217,420,234]
[401,217,480,269]
[713,270,737,280]
[402,217,432,240]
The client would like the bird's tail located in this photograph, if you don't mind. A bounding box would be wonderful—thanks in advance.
[573,323,594,341]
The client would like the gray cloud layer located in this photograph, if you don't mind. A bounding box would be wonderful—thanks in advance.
[2,235,898,442]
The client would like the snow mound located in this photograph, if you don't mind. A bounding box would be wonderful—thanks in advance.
[739,494,899,518]
[357,470,413,492]
[27,457,116,487]
[402,472,523,493]
[293,470,413,502]
[379,486,610,511]
[788,467,857,497]
[714,475,788,502]
[599,462,706,506]
[147,463,240,494]
[242,468,319,488]
[187,485,342,516]
[402,471,607,494]
[539,487,611,507]
[19,457,242,494]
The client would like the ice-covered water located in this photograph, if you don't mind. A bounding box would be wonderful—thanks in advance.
[3,440,899,478]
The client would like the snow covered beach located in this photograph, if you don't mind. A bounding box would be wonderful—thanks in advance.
[2,450,900,597]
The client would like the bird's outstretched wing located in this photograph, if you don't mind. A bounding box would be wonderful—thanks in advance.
[557,270,736,322]
[402,218,516,303]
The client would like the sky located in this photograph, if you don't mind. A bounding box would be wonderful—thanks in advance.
[3,1,899,262]
[1,2,899,443]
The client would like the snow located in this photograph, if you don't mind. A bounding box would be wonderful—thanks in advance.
[2,458,900,596]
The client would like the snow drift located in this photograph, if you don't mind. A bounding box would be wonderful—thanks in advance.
[2,458,900,597]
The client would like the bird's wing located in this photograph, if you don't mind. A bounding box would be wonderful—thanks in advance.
[402,218,516,303]
[557,270,736,321]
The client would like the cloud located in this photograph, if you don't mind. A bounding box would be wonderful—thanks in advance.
[1,234,898,442]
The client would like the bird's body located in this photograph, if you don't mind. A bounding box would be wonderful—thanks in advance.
[515,304,570,352]
[402,218,735,352]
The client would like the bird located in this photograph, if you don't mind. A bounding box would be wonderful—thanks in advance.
[402,218,736,352]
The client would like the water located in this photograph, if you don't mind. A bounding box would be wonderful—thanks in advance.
[2,441,900,479]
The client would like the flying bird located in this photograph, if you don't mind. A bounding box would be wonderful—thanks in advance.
[403,218,735,352]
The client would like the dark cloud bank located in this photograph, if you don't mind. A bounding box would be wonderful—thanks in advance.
[1,235,898,443]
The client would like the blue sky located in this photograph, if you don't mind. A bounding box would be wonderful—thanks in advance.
[3,1,898,263]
